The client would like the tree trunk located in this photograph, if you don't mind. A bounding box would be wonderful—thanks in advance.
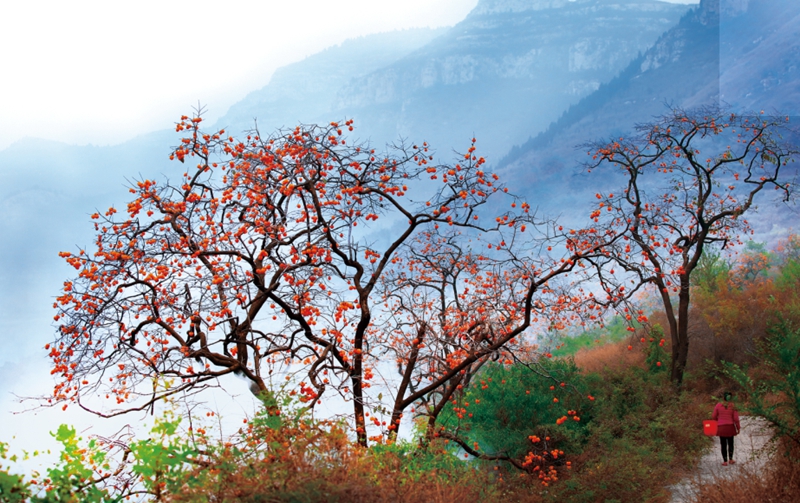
[419,379,461,448]
[351,344,368,447]
[352,374,367,447]
[660,284,681,384]
[671,277,692,386]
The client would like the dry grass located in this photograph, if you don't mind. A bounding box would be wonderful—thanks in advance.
[160,415,508,503]
[572,338,646,374]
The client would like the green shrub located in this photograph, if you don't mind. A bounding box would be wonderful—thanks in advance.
[0,441,31,503]
[0,426,118,503]
[0,352,712,502]
[644,325,669,374]
[437,357,596,476]
[542,364,708,502]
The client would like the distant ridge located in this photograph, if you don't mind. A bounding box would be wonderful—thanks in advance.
[215,0,690,161]
[497,50,649,169]
[218,28,448,134]
[498,1,718,170]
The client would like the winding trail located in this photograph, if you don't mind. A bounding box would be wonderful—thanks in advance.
[669,416,774,502]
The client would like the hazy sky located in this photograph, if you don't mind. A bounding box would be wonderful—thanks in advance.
[0,0,698,151]
[0,0,479,151]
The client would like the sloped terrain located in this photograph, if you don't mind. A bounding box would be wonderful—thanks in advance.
[219,28,448,133]
[497,0,800,233]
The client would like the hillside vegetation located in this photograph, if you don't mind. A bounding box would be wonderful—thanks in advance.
[3,236,800,502]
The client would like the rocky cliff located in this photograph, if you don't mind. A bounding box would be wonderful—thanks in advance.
[325,0,689,160]
[214,0,690,161]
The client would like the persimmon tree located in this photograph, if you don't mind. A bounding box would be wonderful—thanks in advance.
[375,230,596,445]
[50,113,615,447]
[582,106,798,385]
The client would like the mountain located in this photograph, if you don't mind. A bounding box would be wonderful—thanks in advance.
[496,0,800,233]
[717,0,800,114]
[220,28,448,134]
[216,0,691,161]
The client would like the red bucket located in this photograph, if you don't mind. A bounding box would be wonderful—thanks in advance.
[703,420,718,436]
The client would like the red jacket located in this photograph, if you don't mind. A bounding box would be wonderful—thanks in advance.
[712,403,740,432]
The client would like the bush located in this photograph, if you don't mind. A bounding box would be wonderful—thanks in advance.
[0,442,31,503]
[0,349,711,502]
[550,316,631,357]
[544,365,708,502]
[161,399,505,503]
[434,347,709,501]
[0,425,121,503]
[437,358,595,473]
[1,391,506,503]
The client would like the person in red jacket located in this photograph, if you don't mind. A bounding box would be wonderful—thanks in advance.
[712,391,741,466]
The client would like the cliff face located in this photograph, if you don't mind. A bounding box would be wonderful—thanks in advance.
[327,0,689,160]
[214,0,689,160]
[472,0,573,15]
[3,0,798,374]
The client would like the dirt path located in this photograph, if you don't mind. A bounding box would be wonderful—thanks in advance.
[668,415,774,502]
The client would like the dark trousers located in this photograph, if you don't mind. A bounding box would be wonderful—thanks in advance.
[720,436,734,461]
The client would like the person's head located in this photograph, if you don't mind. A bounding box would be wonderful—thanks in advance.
[723,391,732,402]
